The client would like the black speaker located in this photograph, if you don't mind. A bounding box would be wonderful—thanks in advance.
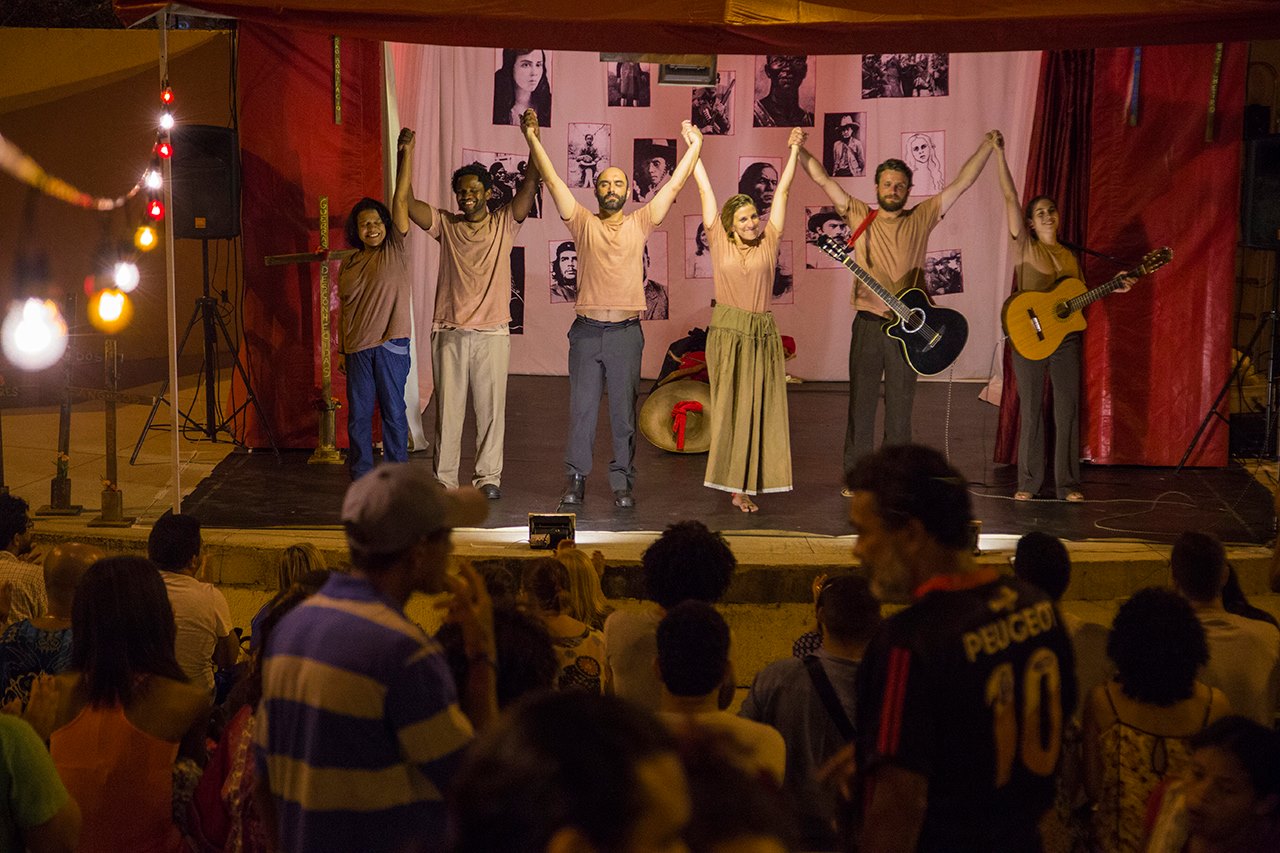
[170,125,240,240]
[1242,135,1280,250]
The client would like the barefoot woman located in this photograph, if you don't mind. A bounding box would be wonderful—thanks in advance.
[693,128,804,512]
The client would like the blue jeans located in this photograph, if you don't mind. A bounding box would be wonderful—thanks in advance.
[346,338,411,479]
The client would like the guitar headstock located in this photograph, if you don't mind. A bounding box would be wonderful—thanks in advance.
[815,234,849,262]
[1136,247,1173,276]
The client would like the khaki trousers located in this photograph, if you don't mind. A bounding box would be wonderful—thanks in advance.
[431,328,509,488]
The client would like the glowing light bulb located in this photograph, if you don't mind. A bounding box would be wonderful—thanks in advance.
[156,140,172,159]
[97,290,125,322]
[113,261,140,293]
[134,225,157,252]
[144,169,162,190]
[161,87,174,105]
[1,298,68,371]
[159,111,175,131]
[147,198,164,221]
[89,289,133,333]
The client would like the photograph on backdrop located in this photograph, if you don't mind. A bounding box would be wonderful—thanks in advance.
[924,248,963,296]
[738,157,782,221]
[568,123,610,188]
[773,241,794,304]
[633,138,676,204]
[691,71,735,135]
[861,53,950,99]
[902,130,946,195]
[642,232,669,321]
[753,55,815,127]
[805,205,850,269]
[461,149,542,218]
[607,61,651,107]
[823,112,866,177]
[549,240,578,304]
[493,48,552,126]
[509,247,526,333]
[685,215,712,279]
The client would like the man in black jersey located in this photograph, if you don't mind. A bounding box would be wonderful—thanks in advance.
[845,444,1076,852]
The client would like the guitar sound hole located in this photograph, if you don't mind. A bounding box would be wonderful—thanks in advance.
[901,308,925,334]
[1054,303,1070,320]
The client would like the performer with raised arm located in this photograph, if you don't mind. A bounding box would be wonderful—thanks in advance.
[692,128,804,512]
[400,128,540,500]
[523,109,703,508]
[797,131,1002,478]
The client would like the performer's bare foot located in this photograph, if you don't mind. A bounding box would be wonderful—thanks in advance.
[732,493,758,513]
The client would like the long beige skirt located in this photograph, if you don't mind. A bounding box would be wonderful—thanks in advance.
[704,304,792,495]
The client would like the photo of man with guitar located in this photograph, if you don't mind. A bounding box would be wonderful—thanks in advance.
[797,130,1003,477]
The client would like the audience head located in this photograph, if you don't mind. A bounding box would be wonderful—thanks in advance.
[520,557,571,615]
[42,542,104,613]
[816,574,881,646]
[557,547,612,628]
[1181,715,1280,844]
[71,556,186,706]
[657,601,730,699]
[1107,587,1208,706]
[277,542,326,591]
[438,604,558,708]
[148,510,202,573]
[450,691,690,853]
[642,521,736,610]
[1013,531,1072,601]
[1171,531,1227,604]
[0,494,32,555]
[680,735,796,853]
[1221,565,1280,629]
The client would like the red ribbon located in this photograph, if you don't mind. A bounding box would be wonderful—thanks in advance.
[671,400,703,450]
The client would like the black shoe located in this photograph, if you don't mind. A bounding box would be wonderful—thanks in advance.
[560,474,586,506]
[613,488,635,509]
[480,484,502,500]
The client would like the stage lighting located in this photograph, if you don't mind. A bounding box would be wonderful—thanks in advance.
[134,224,157,252]
[89,289,132,333]
[2,298,68,371]
[144,169,163,191]
[113,261,140,293]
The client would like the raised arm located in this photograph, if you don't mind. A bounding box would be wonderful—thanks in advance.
[937,129,1001,217]
[397,128,435,233]
[648,121,703,226]
[510,156,541,223]
[992,133,1024,240]
[522,109,577,220]
[692,159,718,232]
[796,144,852,217]
[767,128,806,234]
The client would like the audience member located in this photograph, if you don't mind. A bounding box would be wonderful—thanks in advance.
[657,600,785,786]
[1222,564,1279,628]
[254,464,493,853]
[556,544,613,630]
[789,572,827,659]
[0,495,44,628]
[148,511,238,694]
[0,714,79,852]
[604,520,736,710]
[248,543,327,650]
[845,444,1077,853]
[1170,531,1280,726]
[520,557,606,693]
[0,542,101,710]
[1082,587,1229,853]
[46,556,212,853]
[680,734,798,853]
[740,574,879,850]
[437,602,558,707]
[450,690,691,853]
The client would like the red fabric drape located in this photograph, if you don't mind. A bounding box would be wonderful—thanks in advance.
[995,43,1244,468]
[232,24,384,448]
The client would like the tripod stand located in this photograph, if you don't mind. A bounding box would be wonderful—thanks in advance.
[131,238,279,464]
[1178,252,1280,471]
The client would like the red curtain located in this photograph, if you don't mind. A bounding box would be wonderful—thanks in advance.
[232,23,383,448]
[995,43,1245,468]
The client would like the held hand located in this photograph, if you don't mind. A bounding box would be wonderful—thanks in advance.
[817,742,858,803]
[19,547,43,565]
[521,109,540,138]
[788,127,807,148]
[680,120,702,147]
[811,572,829,604]
[398,128,416,153]
[986,130,1004,150]
[437,559,496,660]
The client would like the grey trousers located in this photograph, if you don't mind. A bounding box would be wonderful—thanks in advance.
[431,328,509,489]
[1012,332,1081,497]
[566,316,643,491]
[844,312,918,473]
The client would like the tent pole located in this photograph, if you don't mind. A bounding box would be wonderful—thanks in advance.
[159,9,182,513]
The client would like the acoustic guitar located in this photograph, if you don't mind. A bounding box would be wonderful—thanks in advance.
[1001,247,1172,361]
[816,235,968,376]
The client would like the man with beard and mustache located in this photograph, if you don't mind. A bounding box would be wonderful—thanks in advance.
[523,110,702,509]
[403,129,541,501]
[797,132,1002,476]
[754,55,814,128]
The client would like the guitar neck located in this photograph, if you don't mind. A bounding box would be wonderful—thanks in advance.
[841,256,911,320]
[1064,273,1128,315]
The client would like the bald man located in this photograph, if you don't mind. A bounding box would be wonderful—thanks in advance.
[524,110,702,509]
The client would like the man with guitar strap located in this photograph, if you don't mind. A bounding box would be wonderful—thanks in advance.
[797,131,1004,477]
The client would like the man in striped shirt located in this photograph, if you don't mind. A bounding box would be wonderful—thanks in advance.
[254,464,494,853]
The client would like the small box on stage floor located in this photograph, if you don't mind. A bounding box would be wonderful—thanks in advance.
[529,513,576,550]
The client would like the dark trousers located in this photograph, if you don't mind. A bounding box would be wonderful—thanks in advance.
[844,313,918,473]
[1011,333,1081,497]
[346,338,411,479]
[565,317,644,491]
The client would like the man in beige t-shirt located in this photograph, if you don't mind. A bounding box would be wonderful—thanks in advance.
[797,131,1001,476]
[523,110,702,508]
[402,128,541,500]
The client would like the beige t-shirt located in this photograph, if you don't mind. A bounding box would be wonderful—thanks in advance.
[1013,231,1082,293]
[565,202,655,312]
[337,238,411,353]
[427,205,520,329]
[709,221,780,314]
[161,571,233,695]
[843,195,943,315]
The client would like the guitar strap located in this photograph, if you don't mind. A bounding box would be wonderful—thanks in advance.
[847,209,878,248]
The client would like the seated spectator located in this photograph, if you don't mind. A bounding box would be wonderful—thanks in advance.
[789,573,828,659]
[47,556,212,853]
[0,542,102,710]
[0,495,44,628]
[248,542,327,650]
[520,557,606,693]
[1170,531,1280,726]
[450,690,691,853]
[1222,565,1279,629]
[657,600,785,786]
[0,714,80,852]
[437,602,558,708]
[149,511,238,694]
[680,734,797,853]
[1144,715,1280,851]
[740,574,878,849]
[1083,587,1229,853]
[556,544,613,630]
[604,521,736,710]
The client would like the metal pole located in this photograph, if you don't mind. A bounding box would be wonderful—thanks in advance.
[90,336,135,527]
[37,295,83,516]
[160,10,182,513]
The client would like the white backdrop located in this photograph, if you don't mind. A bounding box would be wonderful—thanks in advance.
[390,45,1041,404]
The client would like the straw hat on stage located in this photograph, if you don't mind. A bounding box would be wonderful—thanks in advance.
[639,378,712,453]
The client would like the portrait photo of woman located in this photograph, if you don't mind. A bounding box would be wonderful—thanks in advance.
[493,48,552,127]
